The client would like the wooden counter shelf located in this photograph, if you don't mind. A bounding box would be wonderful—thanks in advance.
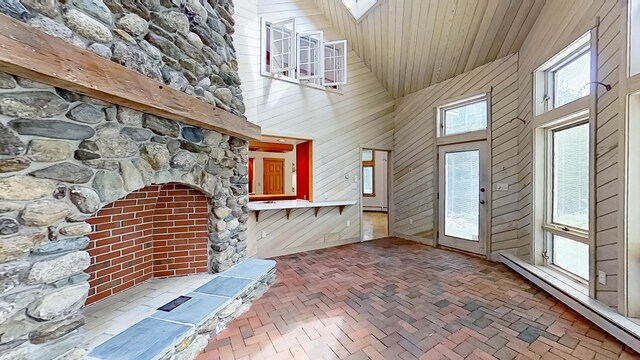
[248,200,357,222]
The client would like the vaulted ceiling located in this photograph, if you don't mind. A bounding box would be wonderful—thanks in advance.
[312,0,547,98]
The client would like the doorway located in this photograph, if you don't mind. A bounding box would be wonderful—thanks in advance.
[263,158,285,194]
[361,149,390,241]
[437,141,488,254]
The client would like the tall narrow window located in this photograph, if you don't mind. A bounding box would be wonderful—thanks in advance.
[544,120,590,281]
[324,40,348,87]
[269,19,296,74]
[630,0,640,76]
[363,150,375,196]
[552,50,591,108]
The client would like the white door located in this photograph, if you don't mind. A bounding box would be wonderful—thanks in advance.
[438,141,489,255]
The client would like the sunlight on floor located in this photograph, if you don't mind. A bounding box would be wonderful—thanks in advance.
[362,211,388,241]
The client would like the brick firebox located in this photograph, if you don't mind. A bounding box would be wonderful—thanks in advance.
[86,184,210,304]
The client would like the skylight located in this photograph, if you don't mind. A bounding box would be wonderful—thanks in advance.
[342,0,380,22]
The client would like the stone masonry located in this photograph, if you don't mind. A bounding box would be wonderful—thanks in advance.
[0,0,251,358]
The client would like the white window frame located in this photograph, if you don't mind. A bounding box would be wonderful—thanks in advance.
[534,32,592,116]
[260,17,347,93]
[436,94,489,139]
[541,116,590,283]
[297,31,324,81]
[269,18,296,74]
[323,40,348,87]
[532,30,596,293]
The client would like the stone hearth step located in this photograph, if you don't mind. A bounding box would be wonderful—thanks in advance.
[86,259,276,360]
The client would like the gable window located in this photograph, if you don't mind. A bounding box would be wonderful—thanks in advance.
[438,94,488,137]
[342,0,381,22]
[261,18,348,91]
[362,150,375,196]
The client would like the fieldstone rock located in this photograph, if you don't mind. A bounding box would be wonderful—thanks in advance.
[121,127,152,142]
[0,176,56,201]
[214,207,232,219]
[119,160,144,192]
[28,252,90,285]
[181,126,204,143]
[19,200,71,227]
[69,186,100,214]
[186,32,204,48]
[63,8,112,43]
[30,163,94,184]
[144,115,180,137]
[0,219,19,236]
[0,91,68,119]
[95,134,138,158]
[151,11,189,34]
[131,158,154,185]
[67,104,104,124]
[59,222,92,236]
[0,72,16,89]
[16,77,51,89]
[27,140,72,162]
[72,0,112,24]
[0,158,30,173]
[111,42,162,81]
[162,67,189,91]
[0,288,43,328]
[0,232,46,262]
[21,0,58,17]
[170,150,197,171]
[116,107,143,126]
[139,40,162,60]
[0,261,29,294]
[9,119,95,140]
[0,203,21,214]
[117,13,148,35]
[30,315,85,344]
[26,15,85,48]
[0,0,31,20]
[27,283,89,320]
[93,170,126,202]
[186,0,207,21]
[144,31,181,59]
[180,140,208,153]
[214,88,233,105]
[74,149,101,161]
[33,236,90,255]
[140,143,170,170]
[192,24,225,49]
[53,272,90,288]
[88,43,112,58]
[53,184,67,200]
[114,28,136,43]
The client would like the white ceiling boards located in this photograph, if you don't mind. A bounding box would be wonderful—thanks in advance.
[315,0,547,98]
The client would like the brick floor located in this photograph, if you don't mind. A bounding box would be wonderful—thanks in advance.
[197,238,640,360]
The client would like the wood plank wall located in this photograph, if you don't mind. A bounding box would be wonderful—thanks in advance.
[392,54,520,255]
[516,0,621,308]
[234,0,396,258]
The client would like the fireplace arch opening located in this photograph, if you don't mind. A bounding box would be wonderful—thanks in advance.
[86,183,211,304]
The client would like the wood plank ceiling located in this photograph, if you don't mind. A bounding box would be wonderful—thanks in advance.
[312,0,547,98]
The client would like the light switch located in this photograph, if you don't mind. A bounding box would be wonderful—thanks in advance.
[598,270,606,285]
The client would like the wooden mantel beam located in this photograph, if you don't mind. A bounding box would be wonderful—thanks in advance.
[0,13,261,141]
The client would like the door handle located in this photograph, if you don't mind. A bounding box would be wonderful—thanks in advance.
[480,200,486,205]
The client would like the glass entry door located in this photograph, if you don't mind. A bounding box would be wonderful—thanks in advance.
[438,141,488,255]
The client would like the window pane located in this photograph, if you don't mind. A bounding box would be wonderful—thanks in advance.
[554,51,591,107]
[444,150,479,241]
[553,123,589,230]
[632,0,640,76]
[443,100,487,136]
[363,166,373,194]
[362,150,373,162]
[552,235,589,279]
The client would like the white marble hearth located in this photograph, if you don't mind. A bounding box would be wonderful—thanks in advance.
[83,274,216,352]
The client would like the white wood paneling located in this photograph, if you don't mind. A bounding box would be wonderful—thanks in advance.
[235,0,395,258]
[392,54,519,256]
[311,0,546,98]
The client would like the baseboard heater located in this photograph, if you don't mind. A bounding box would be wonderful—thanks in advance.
[500,253,640,351]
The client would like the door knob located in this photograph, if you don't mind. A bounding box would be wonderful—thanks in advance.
[480,200,486,205]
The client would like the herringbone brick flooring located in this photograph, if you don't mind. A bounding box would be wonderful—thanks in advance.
[197,238,640,360]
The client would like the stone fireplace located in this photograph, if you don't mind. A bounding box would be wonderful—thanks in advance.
[0,0,271,359]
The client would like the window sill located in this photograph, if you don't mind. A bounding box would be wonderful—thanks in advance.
[500,253,640,350]
[260,73,344,95]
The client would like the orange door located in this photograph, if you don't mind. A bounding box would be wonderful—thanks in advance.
[263,158,285,194]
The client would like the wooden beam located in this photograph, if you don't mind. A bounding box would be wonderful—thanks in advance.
[0,13,261,141]
[249,141,294,153]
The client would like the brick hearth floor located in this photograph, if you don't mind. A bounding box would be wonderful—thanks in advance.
[197,238,640,360]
